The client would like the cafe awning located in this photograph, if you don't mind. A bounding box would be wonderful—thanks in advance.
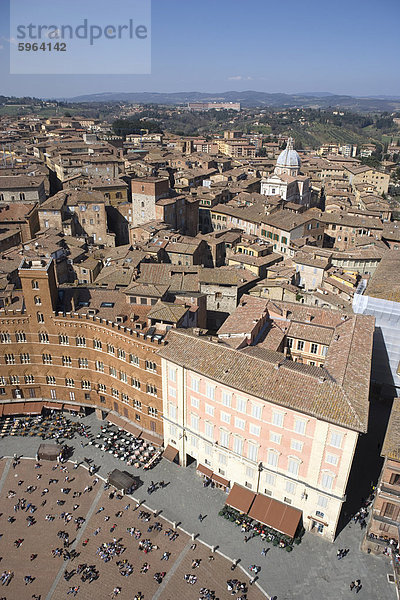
[63,404,82,412]
[249,494,302,539]
[2,402,24,415]
[226,483,256,514]
[43,401,63,410]
[162,444,179,463]
[196,463,213,478]
[22,402,44,415]
[107,412,143,437]
[211,473,230,488]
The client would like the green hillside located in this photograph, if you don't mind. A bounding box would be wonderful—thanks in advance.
[283,122,379,148]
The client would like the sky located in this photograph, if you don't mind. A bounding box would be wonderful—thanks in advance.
[0,0,399,99]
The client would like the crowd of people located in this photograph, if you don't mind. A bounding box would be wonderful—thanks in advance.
[1,454,266,599]
[0,417,382,600]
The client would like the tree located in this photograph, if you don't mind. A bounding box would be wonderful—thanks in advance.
[360,156,381,169]
[112,118,161,139]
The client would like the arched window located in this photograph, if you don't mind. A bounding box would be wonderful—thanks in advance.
[32,280,39,289]
[34,296,41,305]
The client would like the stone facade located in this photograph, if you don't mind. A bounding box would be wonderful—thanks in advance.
[131,178,170,227]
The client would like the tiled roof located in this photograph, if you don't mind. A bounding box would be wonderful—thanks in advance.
[39,192,66,210]
[262,209,316,232]
[93,266,137,288]
[0,175,44,189]
[165,241,201,255]
[217,295,269,336]
[382,398,400,461]
[138,264,200,292]
[287,321,333,346]
[382,223,400,242]
[124,282,169,297]
[148,301,188,323]
[159,321,373,432]
[364,251,400,302]
[0,203,37,221]
[199,267,256,286]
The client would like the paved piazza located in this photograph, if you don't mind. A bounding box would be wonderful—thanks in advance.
[0,413,396,600]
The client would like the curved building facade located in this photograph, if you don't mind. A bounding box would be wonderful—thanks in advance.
[0,258,164,441]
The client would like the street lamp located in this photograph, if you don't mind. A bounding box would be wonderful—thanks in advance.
[256,461,263,493]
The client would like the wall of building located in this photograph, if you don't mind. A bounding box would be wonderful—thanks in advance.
[161,358,358,541]
[131,179,170,227]
[0,260,165,440]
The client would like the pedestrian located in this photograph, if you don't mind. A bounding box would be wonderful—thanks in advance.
[350,581,355,590]
[198,514,203,522]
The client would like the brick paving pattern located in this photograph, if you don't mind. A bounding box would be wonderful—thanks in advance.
[0,458,265,600]
[0,412,396,600]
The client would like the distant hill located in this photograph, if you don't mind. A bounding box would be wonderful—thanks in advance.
[62,90,400,112]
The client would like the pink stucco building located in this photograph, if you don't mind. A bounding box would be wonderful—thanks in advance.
[159,305,374,542]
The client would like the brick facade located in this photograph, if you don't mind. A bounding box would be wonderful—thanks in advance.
[0,258,164,441]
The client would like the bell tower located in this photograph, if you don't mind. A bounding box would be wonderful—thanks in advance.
[19,258,58,324]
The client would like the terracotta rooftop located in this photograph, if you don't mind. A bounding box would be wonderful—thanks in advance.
[287,321,333,346]
[159,317,374,432]
[199,266,257,286]
[382,398,400,461]
[364,251,400,302]
[217,295,269,337]
[0,175,44,189]
[148,301,188,323]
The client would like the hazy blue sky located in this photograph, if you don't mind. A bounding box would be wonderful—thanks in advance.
[0,0,399,98]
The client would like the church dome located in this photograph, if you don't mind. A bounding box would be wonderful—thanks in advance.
[276,137,301,169]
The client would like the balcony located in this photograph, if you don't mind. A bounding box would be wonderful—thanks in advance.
[381,485,400,499]
[373,512,400,528]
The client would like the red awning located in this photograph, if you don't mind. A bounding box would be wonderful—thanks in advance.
[22,402,44,415]
[2,403,25,415]
[249,494,302,539]
[211,473,230,488]
[226,483,256,514]
[107,412,141,436]
[162,445,179,463]
[63,404,82,412]
[43,402,63,410]
[196,464,213,478]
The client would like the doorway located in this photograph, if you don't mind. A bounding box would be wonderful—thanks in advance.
[311,520,324,534]
[186,454,196,467]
